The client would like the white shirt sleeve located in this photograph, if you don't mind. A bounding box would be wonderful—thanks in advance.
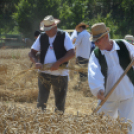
[70,29,77,41]
[31,35,41,51]
[74,32,82,47]
[122,39,134,58]
[64,32,75,51]
[88,52,105,97]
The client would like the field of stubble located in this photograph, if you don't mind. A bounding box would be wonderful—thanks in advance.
[0,48,130,134]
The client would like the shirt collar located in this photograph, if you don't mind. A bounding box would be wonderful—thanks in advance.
[101,40,120,55]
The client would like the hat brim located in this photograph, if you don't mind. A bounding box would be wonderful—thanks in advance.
[40,19,60,31]
[90,27,110,42]
[75,23,89,32]
[125,37,134,41]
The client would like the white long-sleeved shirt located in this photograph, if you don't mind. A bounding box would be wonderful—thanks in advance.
[88,39,134,101]
[75,30,91,59]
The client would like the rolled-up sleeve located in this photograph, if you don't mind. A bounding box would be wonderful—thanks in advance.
[88,52,105,97]
[31,35,41,51]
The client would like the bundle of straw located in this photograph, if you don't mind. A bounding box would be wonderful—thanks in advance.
[5,63,87,85]
[41,63,87,72]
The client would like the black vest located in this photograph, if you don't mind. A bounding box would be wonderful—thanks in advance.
[94,39,134,86]
[39,29,68,65]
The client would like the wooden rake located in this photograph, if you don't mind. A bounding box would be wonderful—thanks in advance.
[93,58,134,114]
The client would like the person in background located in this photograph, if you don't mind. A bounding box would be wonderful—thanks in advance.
[28,15,75,113]
[22,38,32,47]
[74,22,92,92]
[88,22,134,134]
[34,30,41,39]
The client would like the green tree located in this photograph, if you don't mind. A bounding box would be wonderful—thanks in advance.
[94,0,134,37]
[0,0,20,34]
[59,0,91,29]
[13,0,61,38]
[117,0,134,36]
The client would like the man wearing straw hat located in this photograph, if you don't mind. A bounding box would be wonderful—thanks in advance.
[88,22,134,133]
[74,22,92,91]
[29,15,75,113]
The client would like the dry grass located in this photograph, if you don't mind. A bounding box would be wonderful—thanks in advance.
[0,48,131,133]
[0,49,95,112]
[0,102,131,134]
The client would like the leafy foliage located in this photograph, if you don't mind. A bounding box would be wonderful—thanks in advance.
[0,0,21,33]
[12,0,62,38]
[1,0,134,39]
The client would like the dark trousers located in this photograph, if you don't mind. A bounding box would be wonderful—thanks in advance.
[37,73,68,113]
[76,56,89,82]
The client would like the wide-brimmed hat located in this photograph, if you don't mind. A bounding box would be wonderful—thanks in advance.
[124,34,134,40]
[124,34,134,44]
[75,22,89,32]
[40,15,60,31]
[90,23,110,42]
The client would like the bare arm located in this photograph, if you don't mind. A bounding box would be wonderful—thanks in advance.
[28,49,43,69]
[51,49,75,71]
[28,49,39,64]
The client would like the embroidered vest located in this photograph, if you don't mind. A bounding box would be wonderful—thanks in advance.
[94,39,134,86]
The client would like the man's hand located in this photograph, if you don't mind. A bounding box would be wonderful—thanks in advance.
[35,63,43,69]
[49,49,75,71]
[97,89,105,101]
[50,61,60,71]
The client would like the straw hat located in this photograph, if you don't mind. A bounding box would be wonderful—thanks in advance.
[124,34,134,44]
[40,15,60,31]
[90,23,110,42]
[124,34,134,41]
[75,22,89,32]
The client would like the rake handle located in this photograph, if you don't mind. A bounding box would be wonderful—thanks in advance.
[93,57,134,114]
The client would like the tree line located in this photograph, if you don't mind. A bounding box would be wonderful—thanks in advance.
[0,0,134,39]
